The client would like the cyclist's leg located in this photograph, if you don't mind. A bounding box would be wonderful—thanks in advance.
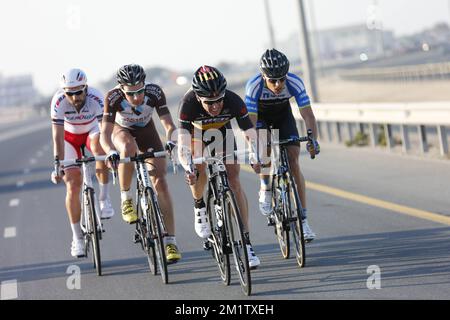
[62,138,85,255]
[88,129,114,217]
[278,110,306,211]
[135,120,176,235]
[112,124,138,222]
[286,145,305,208]
[225,164,249,230]
[87,128,108,185]
[111,124,137,194]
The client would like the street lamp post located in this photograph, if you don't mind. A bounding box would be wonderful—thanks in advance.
[264,0,276,48]
[297,0,319,102]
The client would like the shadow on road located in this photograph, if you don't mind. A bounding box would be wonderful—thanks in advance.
[250,226,450,297]
[2,227,450,298]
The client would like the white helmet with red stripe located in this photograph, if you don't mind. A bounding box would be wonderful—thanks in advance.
[61,68,87,89]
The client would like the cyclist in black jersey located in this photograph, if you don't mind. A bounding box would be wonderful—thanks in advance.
[178,66,261,268]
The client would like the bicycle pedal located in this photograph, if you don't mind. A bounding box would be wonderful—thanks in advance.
[133,233,141,244]
[267,217,275,226]
[203,240,212,251]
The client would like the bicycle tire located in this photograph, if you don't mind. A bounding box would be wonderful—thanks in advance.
[224,190,251,296]
[206,191,230,285]
[137,190,157,275]
[86,188,102,276]
[146,187,169,284]
[272,176,290,259]
[287,172,306,268]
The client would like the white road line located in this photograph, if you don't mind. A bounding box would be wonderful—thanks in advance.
[9,198,20,207]
[4,227,17,238]
[16,181,25,188]
[23,168,30,174]
[0,280,18,300]
[29,158,37,165]
[36,150,43,157]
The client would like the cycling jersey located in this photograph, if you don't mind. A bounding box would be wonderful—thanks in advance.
[244,72,311,118]
[50,87,104,134]
[178,89,252,132]
[103,83,169,128]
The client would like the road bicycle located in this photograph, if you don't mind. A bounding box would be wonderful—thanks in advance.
[57,147,106,276]
[197,150,252,296]
[267,129,315,268]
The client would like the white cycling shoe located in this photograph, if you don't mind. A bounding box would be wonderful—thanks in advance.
[246,244,261,269]
[302,219,316,242]
[71,238,85,258]
[99,198,115,219]
[194,207,211,239]
[258,190,272,216]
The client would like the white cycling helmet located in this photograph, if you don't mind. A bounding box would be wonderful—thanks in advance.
[61,68,87,89]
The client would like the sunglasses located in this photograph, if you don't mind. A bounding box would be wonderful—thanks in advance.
[122,86,146,96]
[65,86,86,96]
[266,76,286,84]
[201,96,224,105]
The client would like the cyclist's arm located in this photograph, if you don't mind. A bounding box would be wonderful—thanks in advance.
[159,113,177,142]
[177,129,193,172]
[101,91,119,153]
[52,124,65,160]
[299,106,318,139]
[100,121,116,154]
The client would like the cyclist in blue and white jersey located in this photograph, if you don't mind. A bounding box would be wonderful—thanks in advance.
[245,49,320,242]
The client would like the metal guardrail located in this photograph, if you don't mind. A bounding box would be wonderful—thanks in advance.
[293,102,450,157]
[338,62,450,81]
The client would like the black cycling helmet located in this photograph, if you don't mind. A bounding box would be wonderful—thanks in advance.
[117,64,146,86]
[260,49,290,78]
[192,65,227,98]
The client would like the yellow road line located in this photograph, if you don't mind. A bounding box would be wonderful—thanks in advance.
[241,165,450,226]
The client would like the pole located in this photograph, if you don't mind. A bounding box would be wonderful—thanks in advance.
[264,0,276,48]
[297,0,319,102]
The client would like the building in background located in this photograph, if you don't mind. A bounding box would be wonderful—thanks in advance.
[0,74,38,108]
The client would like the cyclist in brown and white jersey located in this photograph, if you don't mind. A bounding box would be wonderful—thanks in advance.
[178,65,261,268]
[100,64,181,263]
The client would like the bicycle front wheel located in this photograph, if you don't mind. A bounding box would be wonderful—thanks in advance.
[86,188,102,276]
[207,192,230,285]
[137,190,157,275]
[272,177,290,259]
[287,172,305,268]
[224,190,251,296]
[146,187,168,284]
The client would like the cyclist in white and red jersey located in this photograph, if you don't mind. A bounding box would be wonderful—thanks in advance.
[245,49,320,242]
[51,68,114,258]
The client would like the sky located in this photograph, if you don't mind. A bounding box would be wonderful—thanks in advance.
[0,0,449,95]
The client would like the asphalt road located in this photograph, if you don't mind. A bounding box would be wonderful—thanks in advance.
[1,119,450,300]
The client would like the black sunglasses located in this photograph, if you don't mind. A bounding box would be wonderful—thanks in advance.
[65,89,85,96]
[267,76,286,84]
[203,97,224,105]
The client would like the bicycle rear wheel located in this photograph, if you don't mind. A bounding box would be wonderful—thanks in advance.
[86,188,102,276]
[287,172,305,268]
[207,192,230,285]
[146,187,168,284]
[272,177,290,259]
[224,190,251,296]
